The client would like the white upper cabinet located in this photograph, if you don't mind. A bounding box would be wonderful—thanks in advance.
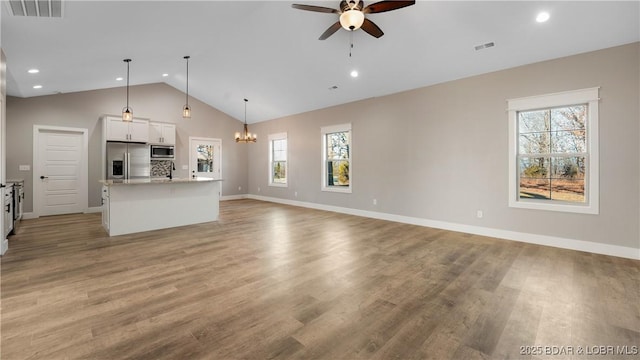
[149,122,176,145]
[105,116,149,143]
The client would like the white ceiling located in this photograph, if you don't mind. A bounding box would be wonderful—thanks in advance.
[2,1,639,123]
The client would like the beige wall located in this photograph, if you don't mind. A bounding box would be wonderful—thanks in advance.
[248,42,640,251]
[5,43,639,252]
[6,83,248,212]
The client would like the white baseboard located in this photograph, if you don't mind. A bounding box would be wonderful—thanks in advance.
[247,194,640,260]
[0,238,8,256]
[23,207,102,219]
[221,194,248,201]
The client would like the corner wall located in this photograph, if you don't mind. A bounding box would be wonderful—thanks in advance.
[247,42,640,257]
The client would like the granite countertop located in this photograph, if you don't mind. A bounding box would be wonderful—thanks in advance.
[99,177,221,186]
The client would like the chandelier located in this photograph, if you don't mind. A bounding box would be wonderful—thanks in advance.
[235,98,257,143]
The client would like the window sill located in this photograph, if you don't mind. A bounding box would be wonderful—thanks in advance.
[322,186,352,194]
[509,198,598,214]
[269,183,288,188]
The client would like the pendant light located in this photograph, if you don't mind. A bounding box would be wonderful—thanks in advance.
[182,55,191,118]
[122,59,133,122]
[234,99,257,143]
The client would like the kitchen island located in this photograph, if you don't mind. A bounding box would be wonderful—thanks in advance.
[100,177,221,236]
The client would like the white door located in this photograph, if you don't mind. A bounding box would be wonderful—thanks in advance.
[189,137,221,180]
[35,127,88,216]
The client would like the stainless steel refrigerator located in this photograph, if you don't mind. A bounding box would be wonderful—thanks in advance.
[106,142,150,180]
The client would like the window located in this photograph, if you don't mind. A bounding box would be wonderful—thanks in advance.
[269,132,287,187]
[322,123,351,193]
[508,87,599,214]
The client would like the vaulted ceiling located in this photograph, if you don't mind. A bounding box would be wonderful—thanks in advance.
[2,1,639,123]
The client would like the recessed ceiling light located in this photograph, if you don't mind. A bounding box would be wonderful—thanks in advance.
[33,85,42,89]
[116,77,123,81]
[350,70,358,78]
[536,11,550,23]
[162,73,169,77]
[28,68,39,74]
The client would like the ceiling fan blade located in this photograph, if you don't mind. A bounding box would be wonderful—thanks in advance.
[292,4,340,14]
[319,22,342,40]
[364,0,415,14]
[360,18,384,38]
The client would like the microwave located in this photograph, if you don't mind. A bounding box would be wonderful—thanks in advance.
[150,145,175,159]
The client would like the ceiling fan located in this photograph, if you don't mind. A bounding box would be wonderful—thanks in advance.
[292,0,416,40]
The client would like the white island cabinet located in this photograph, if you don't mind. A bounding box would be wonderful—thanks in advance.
[100,178,221,236]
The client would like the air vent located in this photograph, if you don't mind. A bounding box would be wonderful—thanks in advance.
[8,0,62,17]
[474,42,495,51]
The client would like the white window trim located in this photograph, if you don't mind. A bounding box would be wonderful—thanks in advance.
[321,123,352,193]
[268,132,288,187]
[507,87,599,214]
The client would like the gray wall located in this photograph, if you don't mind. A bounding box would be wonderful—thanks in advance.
[247,42,640,250]
[6,83,248,212]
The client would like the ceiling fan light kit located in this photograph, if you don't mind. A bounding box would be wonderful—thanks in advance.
[340,9,365,30]
[292,0,415,40]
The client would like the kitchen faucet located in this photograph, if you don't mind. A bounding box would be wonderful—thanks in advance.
[168,161,175,180]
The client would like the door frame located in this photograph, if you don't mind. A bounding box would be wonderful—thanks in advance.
[188,137,222,180]
[33,125,89,218]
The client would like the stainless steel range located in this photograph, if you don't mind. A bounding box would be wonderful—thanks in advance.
[4,183,13,237]
[7,179,24,235]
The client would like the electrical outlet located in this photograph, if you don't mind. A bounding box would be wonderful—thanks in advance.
[294,191,298,197]
[476,210,483,219]
[19,165,30,171]
[373,198,377,205]
[258,187,261,192]
[182,165,188,170]
[238,186,242,191]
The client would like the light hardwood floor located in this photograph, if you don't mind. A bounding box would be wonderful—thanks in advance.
[1,199,638,359]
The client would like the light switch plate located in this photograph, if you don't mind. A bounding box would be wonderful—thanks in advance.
[182,165,188,170]
[19,165,30,171]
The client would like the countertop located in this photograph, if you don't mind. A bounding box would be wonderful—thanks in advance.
[6,179,25,184]
[100,177,222,186]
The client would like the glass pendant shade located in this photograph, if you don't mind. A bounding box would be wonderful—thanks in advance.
[122,107,133,122]
[122,59,133,122]
[183,55,191,118]
[340,9,365,30]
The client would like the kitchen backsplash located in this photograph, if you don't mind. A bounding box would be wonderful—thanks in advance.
[151,160,172,178]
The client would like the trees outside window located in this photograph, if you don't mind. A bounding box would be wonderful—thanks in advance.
[322,124,351,193]
[269,133,287,187]
[508,88,599,214]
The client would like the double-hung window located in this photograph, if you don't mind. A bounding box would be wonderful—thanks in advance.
[269,132,287,187]
[321,123,351,193]
[508,87,599,214]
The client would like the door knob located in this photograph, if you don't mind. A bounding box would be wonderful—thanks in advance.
[40,176,49,179]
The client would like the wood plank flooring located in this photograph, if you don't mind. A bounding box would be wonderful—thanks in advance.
[1,199,638,359]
